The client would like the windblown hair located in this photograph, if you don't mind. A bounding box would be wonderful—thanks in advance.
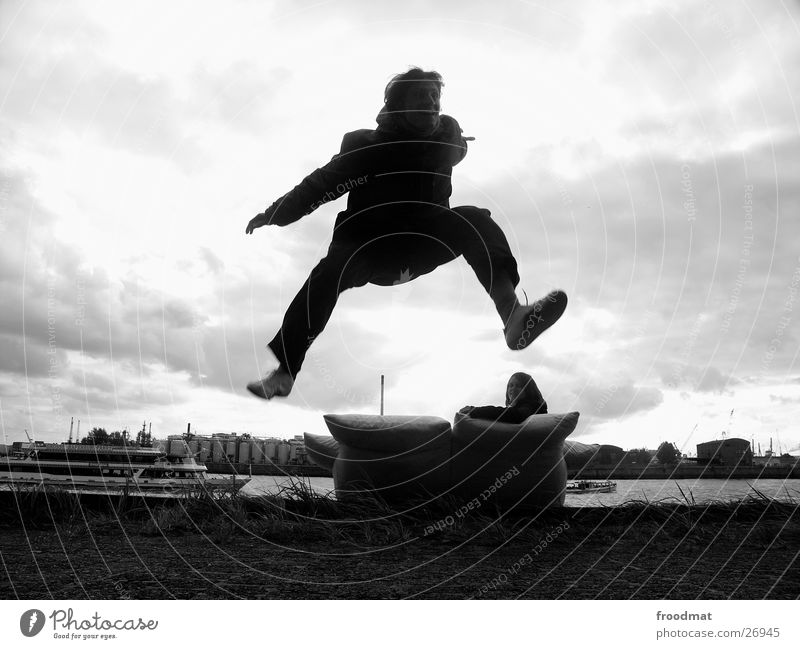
[382,67,444,113]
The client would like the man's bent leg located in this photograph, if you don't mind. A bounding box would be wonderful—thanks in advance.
[267,242,372,379]
[444,206,520,320]
[446,206,567,350]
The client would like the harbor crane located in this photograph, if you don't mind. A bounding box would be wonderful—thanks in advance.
[722,409,734,439]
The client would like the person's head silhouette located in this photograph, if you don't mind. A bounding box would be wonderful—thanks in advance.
[378,67,443,135]
[505,372,546,412]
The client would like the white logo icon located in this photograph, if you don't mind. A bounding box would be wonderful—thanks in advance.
[20,609,46,637]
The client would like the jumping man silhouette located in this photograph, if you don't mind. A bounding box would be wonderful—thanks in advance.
[245,67,567,399]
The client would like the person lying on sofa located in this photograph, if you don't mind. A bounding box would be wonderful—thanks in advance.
[458,372,547,424]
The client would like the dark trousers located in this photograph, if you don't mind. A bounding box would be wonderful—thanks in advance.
[268,205,520,377]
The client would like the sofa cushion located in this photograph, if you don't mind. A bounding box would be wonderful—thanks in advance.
[323,414,451,453]
[450,411,580,507]
[303,433,340,472]
[322,414,452,502]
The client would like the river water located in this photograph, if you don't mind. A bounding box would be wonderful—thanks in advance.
[240,476,800,506]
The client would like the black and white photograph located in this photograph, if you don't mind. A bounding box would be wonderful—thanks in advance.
[0,0,798,641]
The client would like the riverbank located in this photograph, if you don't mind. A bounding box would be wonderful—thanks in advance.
[1,487,797,599]
[205,462,800,480]
[569,464,800,480]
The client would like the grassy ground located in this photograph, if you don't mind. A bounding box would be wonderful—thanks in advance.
[0,483,798,599]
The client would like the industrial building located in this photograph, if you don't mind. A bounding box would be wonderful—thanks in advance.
[562,443,627,469]
[695,438,752,466]
[594,444,625,465]
[159,432,312,466]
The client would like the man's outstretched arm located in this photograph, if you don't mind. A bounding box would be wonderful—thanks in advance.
[246,136,368,234]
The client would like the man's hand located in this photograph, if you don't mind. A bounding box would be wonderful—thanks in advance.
[246,212,271,235]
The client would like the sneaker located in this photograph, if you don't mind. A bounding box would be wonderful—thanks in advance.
[246,367,294,399]
[504,289,568,351]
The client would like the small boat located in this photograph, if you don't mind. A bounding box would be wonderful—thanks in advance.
[566,480,617,494]
[0,441,250,497]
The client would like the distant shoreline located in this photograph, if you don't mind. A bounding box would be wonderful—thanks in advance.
[567,464,800,480]
[204,462,332,477]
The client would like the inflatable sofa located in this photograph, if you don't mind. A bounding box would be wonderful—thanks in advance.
[304,411,581,508]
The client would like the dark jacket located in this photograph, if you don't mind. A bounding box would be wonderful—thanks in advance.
[465,402,548,425]
[462,372,548,424]
[261,115,468,240]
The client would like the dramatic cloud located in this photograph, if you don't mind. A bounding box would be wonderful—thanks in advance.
[1,0,798,451]
[573,380,664,420]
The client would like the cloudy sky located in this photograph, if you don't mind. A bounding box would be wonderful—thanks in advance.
[1,0,798,454]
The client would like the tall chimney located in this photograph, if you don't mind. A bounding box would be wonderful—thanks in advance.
[69,417,74,444]
[380,375,385,416]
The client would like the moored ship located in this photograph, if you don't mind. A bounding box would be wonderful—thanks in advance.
[0,441,250,497]
[566,480,617,494]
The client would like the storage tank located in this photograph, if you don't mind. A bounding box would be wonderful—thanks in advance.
[199,439,212,462]
[238,440,251,464]
[251,441,264,463]
[226,440,238,463]
[188,440,199,455]
[289,442,299,463]
[212,440,225,463]
[169,439,189,456]
[265,441,277,461]
[277,442,290,465]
